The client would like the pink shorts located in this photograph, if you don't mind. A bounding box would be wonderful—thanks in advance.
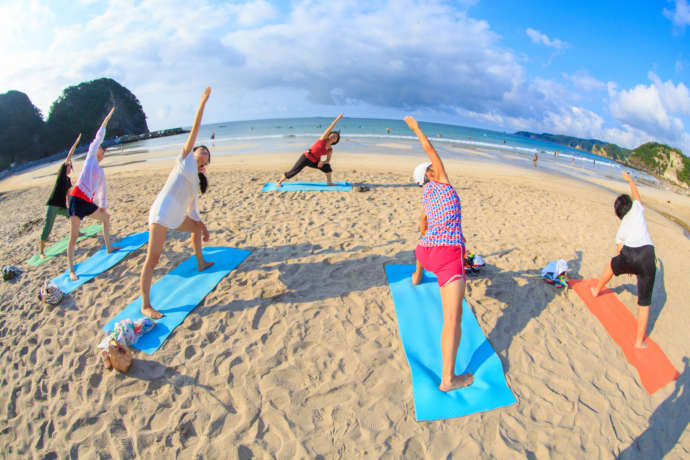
[415,245,466,287]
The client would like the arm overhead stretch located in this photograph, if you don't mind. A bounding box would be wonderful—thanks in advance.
[319,113,343,140]
[65,133,82,164]
[623,171,641,203]
[183,87,211,158]
[404,116,450,184]
[87,107,115,160]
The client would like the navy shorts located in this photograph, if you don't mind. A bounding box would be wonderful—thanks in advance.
[611,245,656,306]
[68,195,98,220]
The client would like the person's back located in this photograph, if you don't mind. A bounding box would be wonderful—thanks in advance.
[591,172,656,348]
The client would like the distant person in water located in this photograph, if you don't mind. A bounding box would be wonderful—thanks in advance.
[533,153,538,168]
[139,87,214,319]
[276,113,343,187]
[39,133,81,257]
[67,108,120,281]
[210,132,215,140]
[406,115,473,392]
[591,171,656,348]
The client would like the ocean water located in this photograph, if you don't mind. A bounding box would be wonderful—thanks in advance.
[120,117,655,183]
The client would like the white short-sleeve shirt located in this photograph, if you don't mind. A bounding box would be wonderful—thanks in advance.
[615,200,653,248]
[148,150,201,229]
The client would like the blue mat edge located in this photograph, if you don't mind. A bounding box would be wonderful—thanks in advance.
[262,181,352,192]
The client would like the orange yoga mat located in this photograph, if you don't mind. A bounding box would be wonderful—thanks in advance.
[569,279,679,394]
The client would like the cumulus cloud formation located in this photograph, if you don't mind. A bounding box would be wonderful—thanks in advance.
[608,72,690,151]
[664,0,690,30]
[525,28,568,52]
[563,71,607,92]
[0,0,687,154]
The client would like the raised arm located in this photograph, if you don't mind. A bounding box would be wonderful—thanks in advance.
[319,113,343,140]
[86,108,115,159]
[65,133,82,164]
[183,87,211,157]
[404,116,449,184]
[623,171,641,202]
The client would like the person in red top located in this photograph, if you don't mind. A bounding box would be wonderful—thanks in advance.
[276,113,343,187]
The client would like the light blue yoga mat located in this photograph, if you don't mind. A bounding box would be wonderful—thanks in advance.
[103,246,250,355]
[262,181,352,192]
[52,232,149,294]
[385,264,516,421]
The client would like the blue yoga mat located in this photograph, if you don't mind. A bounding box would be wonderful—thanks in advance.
[103,246,250,355]
[385,264,516,421]
[52,232,149,294]
[262,181,352,192]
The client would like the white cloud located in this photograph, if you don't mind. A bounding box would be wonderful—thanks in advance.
[525,28,568,51]
[563,71,607,92]
[608,72,690,152]
[664,0,690,30]
[233,0,278,26]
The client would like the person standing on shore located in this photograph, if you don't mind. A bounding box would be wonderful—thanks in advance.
[39,133,81,257]
[276,113,343,187]
[67,108,120,280]
[591,171,656,349]
[139,87,214,319]
[406,115,474,392]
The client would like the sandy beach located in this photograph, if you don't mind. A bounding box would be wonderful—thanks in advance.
[0,150,688,458]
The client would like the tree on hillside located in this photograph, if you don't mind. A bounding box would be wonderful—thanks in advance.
[46,77,149,150]
[0,91,45,168]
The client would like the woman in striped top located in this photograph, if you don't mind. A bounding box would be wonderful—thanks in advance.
[405,115,473,392]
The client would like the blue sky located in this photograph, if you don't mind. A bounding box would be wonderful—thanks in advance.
[1,0,689,153]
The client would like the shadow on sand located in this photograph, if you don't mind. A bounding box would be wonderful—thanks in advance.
[618,357,689,459]
[484,251,583,373]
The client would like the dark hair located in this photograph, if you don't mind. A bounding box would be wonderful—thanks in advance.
[614,194,632,219]
[329,130,340,145]
[193,145,211,163]
[198,173,208,194]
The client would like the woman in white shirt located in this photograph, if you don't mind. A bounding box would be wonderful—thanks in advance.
[67,107,120,281]
[139,87,214,319]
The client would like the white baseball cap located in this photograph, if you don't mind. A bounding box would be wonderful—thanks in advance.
[413,162,432,186]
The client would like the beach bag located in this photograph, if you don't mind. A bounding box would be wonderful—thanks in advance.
[107,340,133,373]
[542,259,568,288]
[2,265,22,281]
[464,252,485,274]
[38,280,64,305]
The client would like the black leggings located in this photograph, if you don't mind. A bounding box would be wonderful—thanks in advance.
[284,154,332,179]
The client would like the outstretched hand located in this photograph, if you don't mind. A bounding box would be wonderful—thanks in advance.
[201,87,211,103]
[335,112,344,121]
[404,116,419,131]
[622,171,633,182]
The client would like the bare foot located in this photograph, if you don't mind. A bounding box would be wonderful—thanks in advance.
[275,180,283,188]
[198,260,215,271]
[411,270,423,285]
[439,372,474,392]
[107,245,122,254]
[101,351,112,370]
[634,341,648,349]
[69,271,79,281]
[327,182,335,186]
[590,286,600,297]
[141,305,164,319]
